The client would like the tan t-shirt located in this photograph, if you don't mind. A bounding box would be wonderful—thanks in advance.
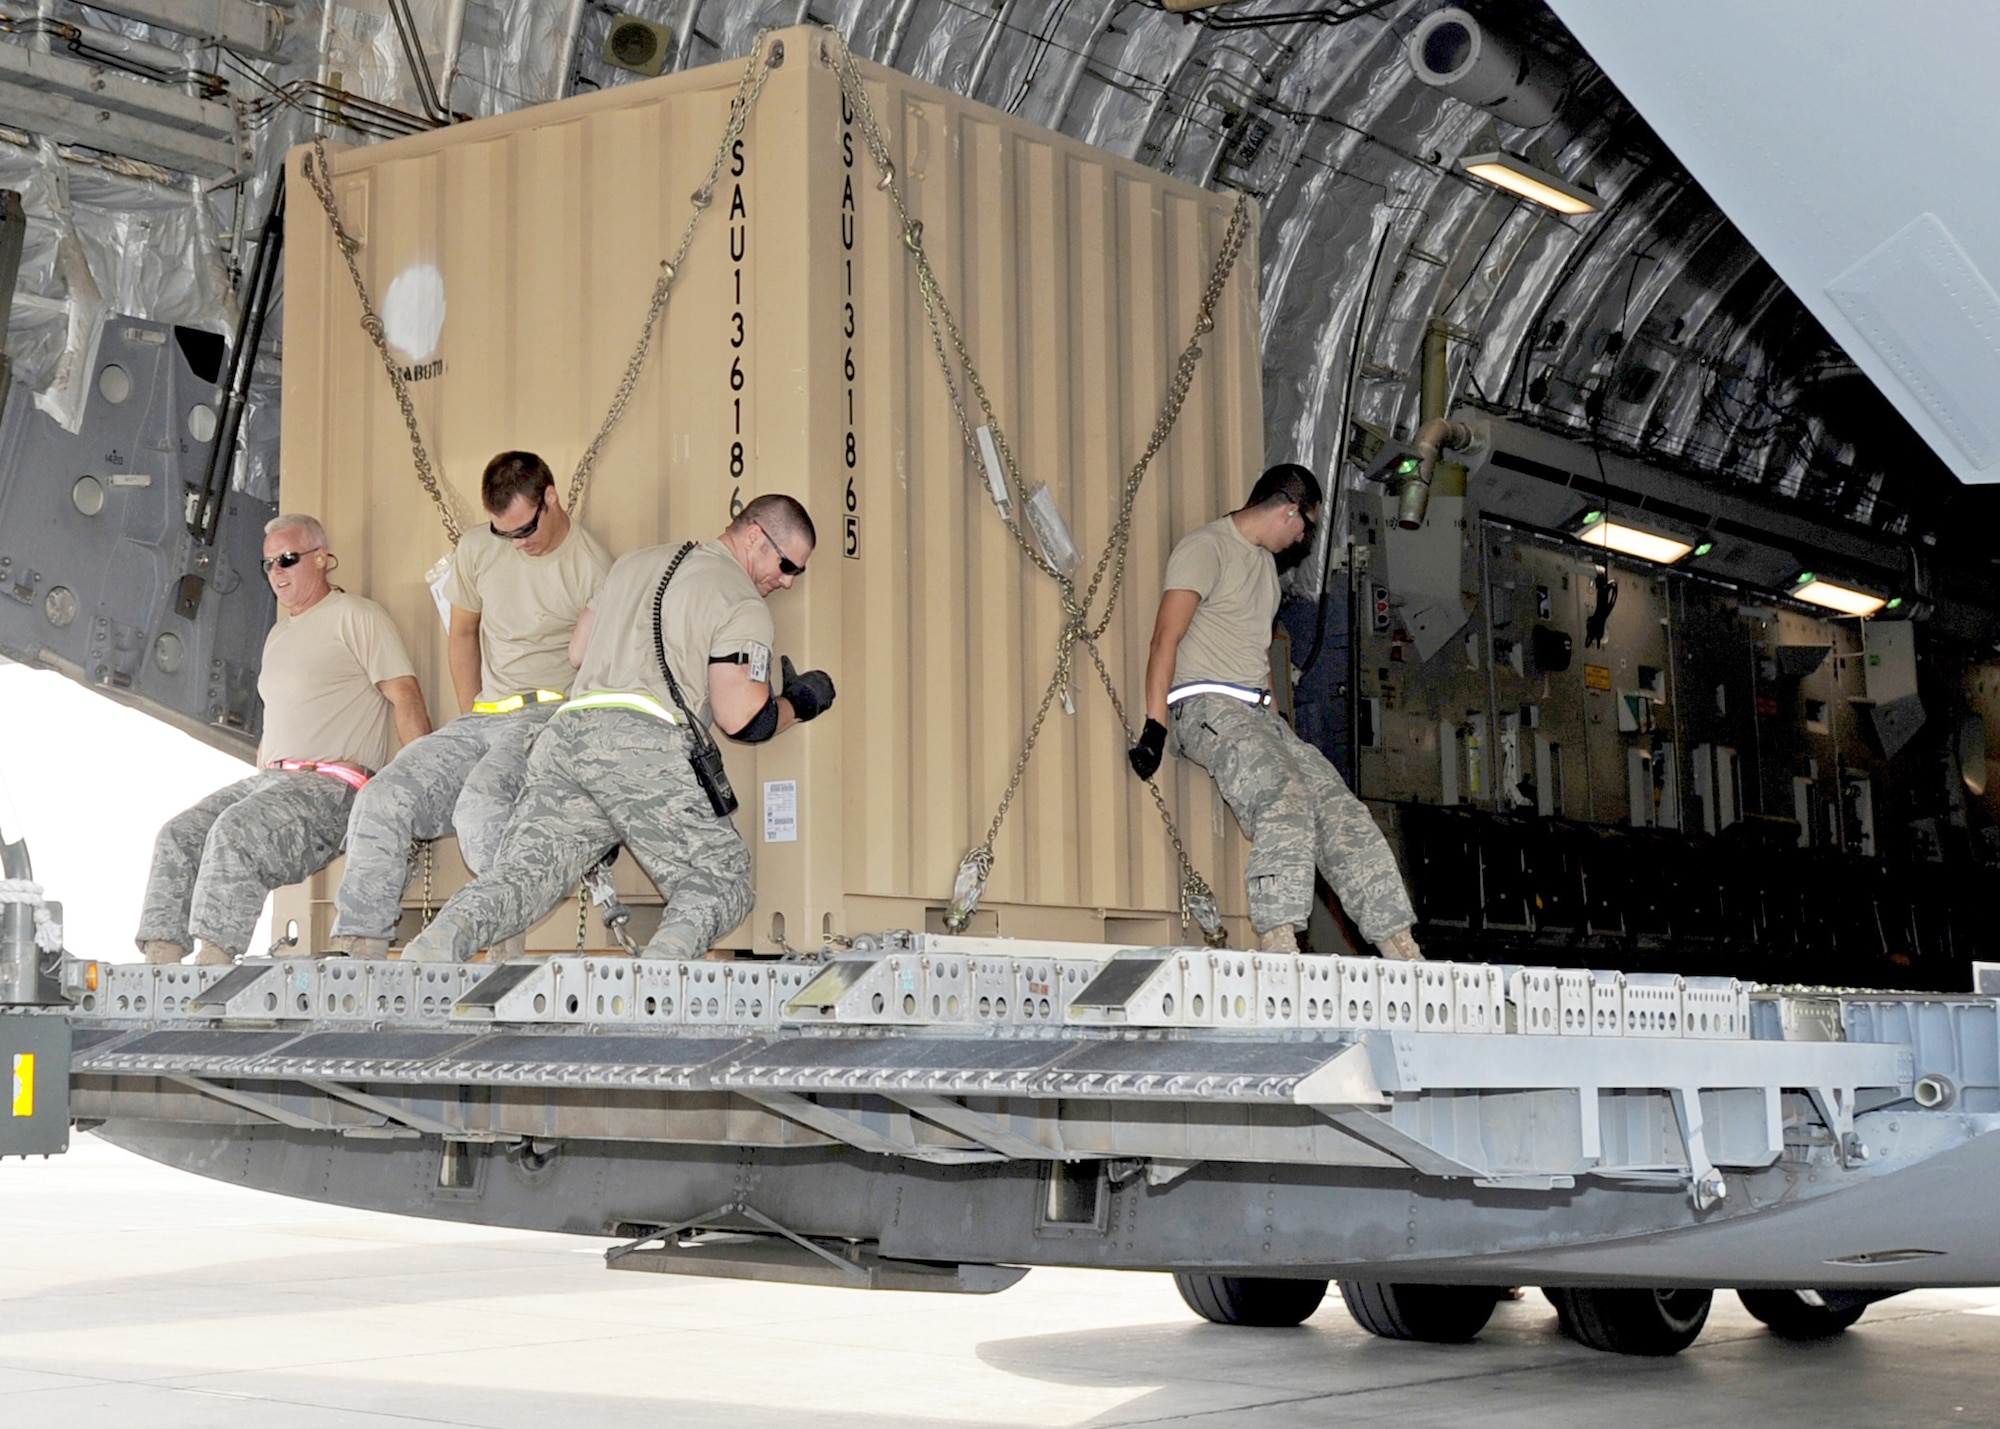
[1164,515,1279,689]
[443,521,611,704]
[572,540,773,730]
[257,590,418,769]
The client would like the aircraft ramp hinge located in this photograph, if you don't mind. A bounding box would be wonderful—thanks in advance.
[1669,1085,1727,1212]
[1805,1085,1870,1168]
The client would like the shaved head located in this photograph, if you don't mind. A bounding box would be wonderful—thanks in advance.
[731,493,816,550]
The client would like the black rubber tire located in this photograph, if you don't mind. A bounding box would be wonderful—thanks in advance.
[1337,1282,1503,1343]
[1173,1273,1329,1327]
[1737,1289,1870,1339]
[1544,1287,1713,1356]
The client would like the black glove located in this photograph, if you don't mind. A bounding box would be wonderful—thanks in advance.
[780,655,837,722]
[1128,718,1168,780]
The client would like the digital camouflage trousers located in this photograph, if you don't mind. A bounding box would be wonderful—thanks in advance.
[1171,692,1415,943]
[401,708,752,961]
[330,703,555,940]
[135,768,355,957]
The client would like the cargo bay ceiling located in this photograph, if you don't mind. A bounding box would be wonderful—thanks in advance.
[0,0,1966,555]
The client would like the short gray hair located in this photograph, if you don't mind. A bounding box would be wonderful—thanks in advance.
[265,513,329,549]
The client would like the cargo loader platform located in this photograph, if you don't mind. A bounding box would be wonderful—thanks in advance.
[23,932,2000,1308]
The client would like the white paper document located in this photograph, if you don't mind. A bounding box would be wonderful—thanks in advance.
[763,780,798,842]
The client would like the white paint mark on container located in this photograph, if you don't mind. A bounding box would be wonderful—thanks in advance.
[381,263,447,361]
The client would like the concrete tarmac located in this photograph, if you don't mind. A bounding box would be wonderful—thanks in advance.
[2,1135,1996,1427]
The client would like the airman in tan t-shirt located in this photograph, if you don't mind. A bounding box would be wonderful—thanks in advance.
[443,519,612,706]
[403,495,837,966]
[257,589,419,770]
[138,515,430,966]
[1135,465,1421,962]
[571,540,772,730]
[332,454,612,955]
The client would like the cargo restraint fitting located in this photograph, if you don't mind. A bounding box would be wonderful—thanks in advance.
[818,34,1250,946]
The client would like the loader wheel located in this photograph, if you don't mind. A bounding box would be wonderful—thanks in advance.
[1337,1282,1503,1343]
[1544,1287,1712,1356]
[1737,1289,1871,1339]
[1173,1273,1328,1327]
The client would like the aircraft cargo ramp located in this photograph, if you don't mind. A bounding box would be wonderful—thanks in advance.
[17,932,2000,1319]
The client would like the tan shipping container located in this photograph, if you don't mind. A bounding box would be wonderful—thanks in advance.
[277,27,1264,955]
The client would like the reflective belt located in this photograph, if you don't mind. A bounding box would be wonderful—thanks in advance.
[1167,681,1273,708]
[267,759,372,791]
[472,689,567,715]
[559,690,684,725]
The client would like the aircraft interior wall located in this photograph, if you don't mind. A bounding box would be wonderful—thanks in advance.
[1284,446,2000,988]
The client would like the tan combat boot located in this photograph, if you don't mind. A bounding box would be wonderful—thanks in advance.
[1257,923,1300,954]
[140,940,187,965]
[190,938,236,965]
[1375,928,1423,962]
[480,933,527,963]
[343,937,392,961]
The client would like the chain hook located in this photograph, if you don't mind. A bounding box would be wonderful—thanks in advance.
[945,845,993,932]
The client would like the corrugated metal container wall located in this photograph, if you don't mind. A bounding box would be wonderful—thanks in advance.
[279,28,1263,953]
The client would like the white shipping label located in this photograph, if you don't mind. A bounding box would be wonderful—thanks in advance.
[425,552,454,631]
[763,780,798,842]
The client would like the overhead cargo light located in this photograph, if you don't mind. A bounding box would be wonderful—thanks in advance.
[1791,573,1889,618]
[1460,151,1598,215]
[1573,511,1692,565]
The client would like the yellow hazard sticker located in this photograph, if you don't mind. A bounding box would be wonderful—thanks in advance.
[10,1053,32,1118]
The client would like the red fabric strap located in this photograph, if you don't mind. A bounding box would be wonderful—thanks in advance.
[267,759,371,791]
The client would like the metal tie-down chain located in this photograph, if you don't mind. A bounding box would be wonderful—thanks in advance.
[562,31,784,517]
[300,31,783,539]
[823,34,1248,946]
[301,34,787,950]
[300,133,461,546]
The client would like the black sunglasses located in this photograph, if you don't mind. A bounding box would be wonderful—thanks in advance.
[755,521,805,577]
[490,506,543,542]
[261,546,322,574]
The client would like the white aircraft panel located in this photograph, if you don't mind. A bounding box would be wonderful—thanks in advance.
[1550,1,2000,482]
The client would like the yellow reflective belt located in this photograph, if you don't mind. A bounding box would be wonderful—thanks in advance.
[559,690,683,725]
[473,689,568,715]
